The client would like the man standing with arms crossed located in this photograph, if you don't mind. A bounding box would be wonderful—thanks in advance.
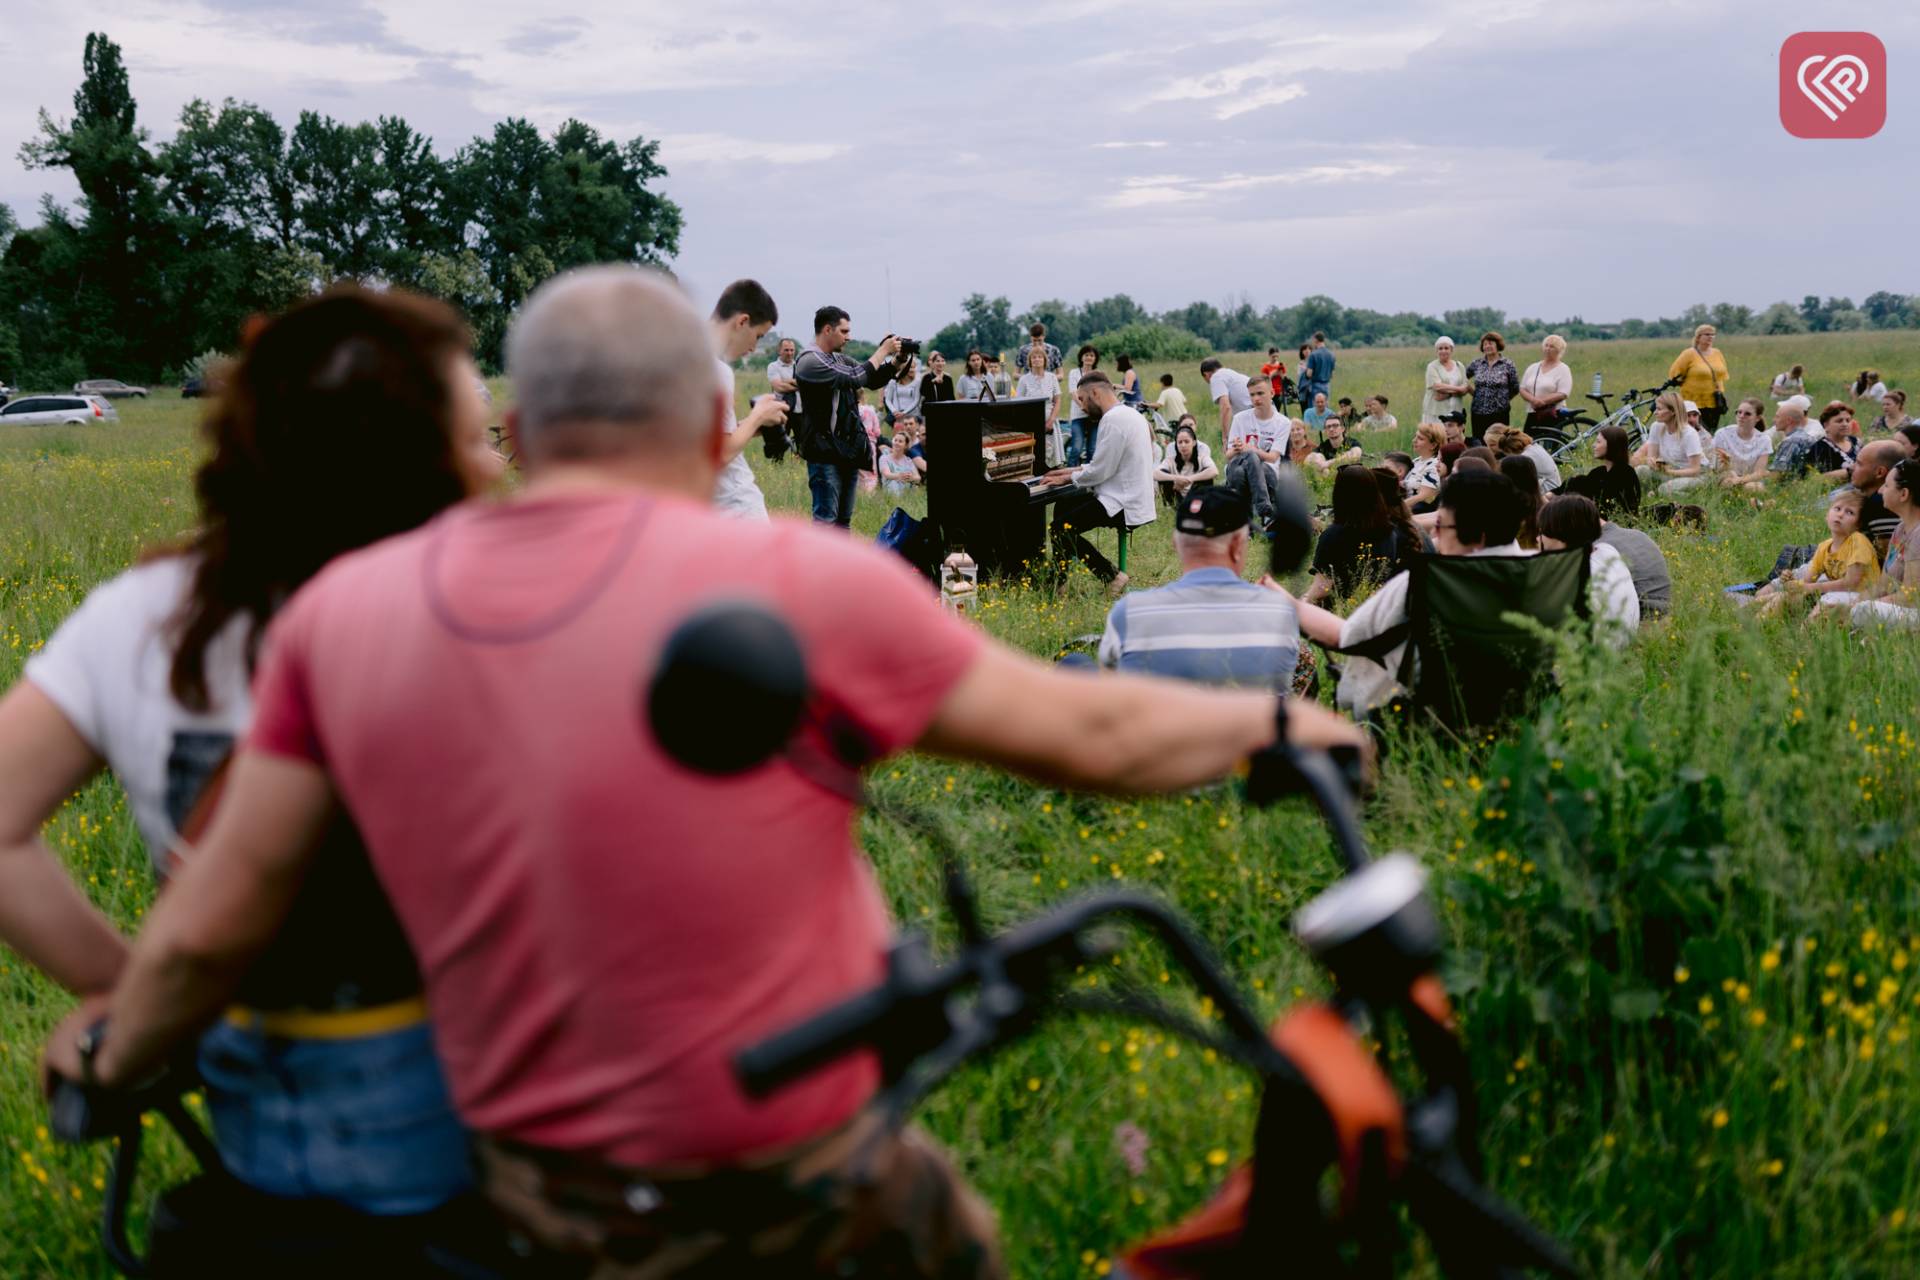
[53,267,1363,1279]
[763,336,800,463]
[794,306,907,527]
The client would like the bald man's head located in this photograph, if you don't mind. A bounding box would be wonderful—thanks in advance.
[1856,439,1902,489]
[506,266,720,462]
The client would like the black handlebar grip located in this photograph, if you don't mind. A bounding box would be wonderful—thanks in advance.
[49,1077,107,1143]
[734,984,902,1099]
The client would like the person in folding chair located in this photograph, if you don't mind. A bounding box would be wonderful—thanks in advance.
[1280,470,1637,732]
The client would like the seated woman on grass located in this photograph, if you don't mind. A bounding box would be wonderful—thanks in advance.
[1563,425,1641,518]
[1712,397,1774,491]
[1632,391,1706,491]
[1752,489,1879,616]
[1155,423,1218,506]
[1847,458,1920,630]
[1303,464,1409,605]
[1489,425,1563,493]
[1404,423,1446,511]
[879,433,922,496]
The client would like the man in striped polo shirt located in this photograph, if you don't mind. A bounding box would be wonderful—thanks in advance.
[1097,487,1301,690]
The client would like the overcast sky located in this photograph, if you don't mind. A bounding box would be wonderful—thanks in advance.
[1,0,1911,340]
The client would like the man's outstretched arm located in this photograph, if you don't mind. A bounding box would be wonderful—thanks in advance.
[918,642,1363,796]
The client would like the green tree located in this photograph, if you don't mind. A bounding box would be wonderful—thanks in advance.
[1756,301,1809,335]
[20,32,171,378]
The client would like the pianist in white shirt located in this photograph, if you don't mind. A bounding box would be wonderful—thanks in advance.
[1039,370,1158,592]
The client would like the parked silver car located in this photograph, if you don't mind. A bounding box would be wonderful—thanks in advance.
[74,378,149,398]
[0,394,118,425]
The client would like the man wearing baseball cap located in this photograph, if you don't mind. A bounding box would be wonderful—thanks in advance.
[1097,486,1301,690]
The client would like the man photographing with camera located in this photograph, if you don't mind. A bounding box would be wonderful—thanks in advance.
[794,306,913,527]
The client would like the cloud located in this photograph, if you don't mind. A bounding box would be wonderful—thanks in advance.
[1102,160,1406,208]
[1092,140,1169,150]
[1214,82,1306,119]
[656,132,848,167]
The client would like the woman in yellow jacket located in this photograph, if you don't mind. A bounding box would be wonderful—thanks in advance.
[1669,324,1729,430]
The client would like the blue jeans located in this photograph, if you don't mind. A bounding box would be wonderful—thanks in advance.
[198,1019,471,1215]
[1064,419,1088,467]
[808,461,856,527]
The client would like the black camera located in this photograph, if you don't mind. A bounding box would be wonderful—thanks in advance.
[897,338,921,358]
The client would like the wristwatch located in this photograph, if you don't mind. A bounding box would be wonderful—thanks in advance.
[74,1019,107,1088]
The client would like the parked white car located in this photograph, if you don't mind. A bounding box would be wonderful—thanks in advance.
[0,394,118,425]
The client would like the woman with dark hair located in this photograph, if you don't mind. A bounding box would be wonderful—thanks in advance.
[1465,331,1520,443]
[0,286,500,1216]
[1372,467,1426,563]
[917,350,954,407]
[1116,353,1142,405]
[1500,453,1544,549]
[957,349,990,401]
[1537,493,1643,637]
[1064,344,1101,465]
[1563,424,1642,518]
[1154,423,1218,506]
[1305,464,1407,603]
[1438,440,1466,480]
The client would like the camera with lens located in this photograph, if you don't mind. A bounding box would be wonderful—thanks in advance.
[896,337,922,358]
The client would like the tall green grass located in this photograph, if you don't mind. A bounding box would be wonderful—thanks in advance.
[1,331,1917,1277]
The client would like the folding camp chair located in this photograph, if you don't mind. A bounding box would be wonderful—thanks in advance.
[1331,550,1591,735]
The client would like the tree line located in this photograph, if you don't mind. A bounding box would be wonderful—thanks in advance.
[926,289,1920,365]
[0,34,682,388]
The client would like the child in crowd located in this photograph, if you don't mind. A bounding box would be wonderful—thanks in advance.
[1151,373,1190,424]
[1382,451,1414,485]
[1335,397,1358,429]
[1753,490,1880,616]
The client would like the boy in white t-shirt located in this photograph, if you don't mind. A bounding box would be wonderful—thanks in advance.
[1227,378,1289,472]
[709,281,790,520]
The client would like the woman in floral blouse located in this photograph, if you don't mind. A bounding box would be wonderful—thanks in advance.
[1465,330,1520,445]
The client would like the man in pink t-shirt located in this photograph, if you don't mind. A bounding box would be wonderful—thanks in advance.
[70,267,1365,1277]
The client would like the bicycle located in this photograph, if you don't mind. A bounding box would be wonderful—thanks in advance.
[1543,376,1681,463]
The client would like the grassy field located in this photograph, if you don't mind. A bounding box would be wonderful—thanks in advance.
[1,330,1918,1277]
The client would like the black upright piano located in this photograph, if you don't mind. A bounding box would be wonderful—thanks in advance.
[924,398,1076,577]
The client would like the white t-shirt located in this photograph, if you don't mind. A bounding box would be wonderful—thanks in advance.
[712,359,769,520]
[1520,360,1572,409]
[1066,367,1088,421]
[1227,408,1287,457]
[1209,368,1253,415]
[25,556,254,874]
[1711,425,1773,474]
[1651,424,1705,467]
